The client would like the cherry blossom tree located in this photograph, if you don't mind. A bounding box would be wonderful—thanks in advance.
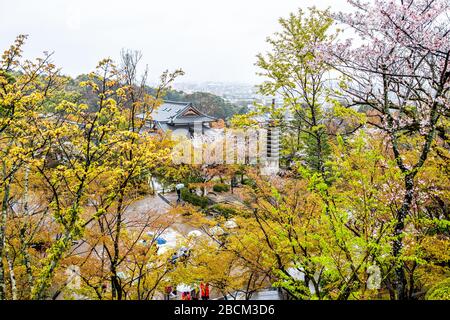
[327,0,450,299]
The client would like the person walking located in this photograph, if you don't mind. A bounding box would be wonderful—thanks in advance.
[200,282,210,300]
[175,183,185,203]
[181,291,191,300]
[192,284,200,300]
[164,285,172,300]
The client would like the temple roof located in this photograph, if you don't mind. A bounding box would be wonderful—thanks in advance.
[137,100,216,124]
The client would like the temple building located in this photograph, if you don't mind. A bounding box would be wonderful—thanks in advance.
[138,101,217,138]
[138,100,279,174]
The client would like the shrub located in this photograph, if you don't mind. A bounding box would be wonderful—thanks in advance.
[213,183,230,193]
[426,278,450,300]
[181,188,209,208]
[209,204,236,219]
[242,178,256,187]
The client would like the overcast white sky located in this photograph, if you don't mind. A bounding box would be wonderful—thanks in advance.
[1,0,351,84]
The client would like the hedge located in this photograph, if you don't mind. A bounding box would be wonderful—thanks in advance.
[213,183,230,193]
[209,204,237,219]
[181,188,209,208]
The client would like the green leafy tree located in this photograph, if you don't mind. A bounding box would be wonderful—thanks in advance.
[255,8,337,173]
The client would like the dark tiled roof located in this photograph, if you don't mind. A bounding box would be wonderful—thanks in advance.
[137,100,216,124]
[137,101,190,122]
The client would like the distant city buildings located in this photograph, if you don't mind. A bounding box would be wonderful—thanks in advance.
[172,81,283,106]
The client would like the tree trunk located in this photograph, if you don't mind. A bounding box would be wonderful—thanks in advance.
[31,232,71,299]
[393,173,415,300]
[111,272,122,300]
[111,190,124,300]
[0,168,11,300]
[5,248,17,300]
[20,166,33,294]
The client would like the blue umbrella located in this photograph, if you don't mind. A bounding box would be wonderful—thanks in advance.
[156,237,167,245]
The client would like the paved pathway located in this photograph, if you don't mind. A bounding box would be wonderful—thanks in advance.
[124,193,197,236]
[125,193,171,216]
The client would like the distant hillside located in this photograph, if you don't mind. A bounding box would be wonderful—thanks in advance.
[67,75,247,120]
[163,90,248,119]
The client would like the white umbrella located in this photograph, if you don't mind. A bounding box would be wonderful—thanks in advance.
[209,226,225,236]
[176,283,193,293]
[157,228,181,255]
[187,230,202,237]
[176,183,185,190]
[224,219,238,229]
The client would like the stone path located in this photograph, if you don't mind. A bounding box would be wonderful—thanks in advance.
[124,193,198,236]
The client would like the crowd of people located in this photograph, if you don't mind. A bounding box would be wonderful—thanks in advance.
[164,282,210,300]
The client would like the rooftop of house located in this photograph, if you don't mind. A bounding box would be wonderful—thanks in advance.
[137,100,217,124]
